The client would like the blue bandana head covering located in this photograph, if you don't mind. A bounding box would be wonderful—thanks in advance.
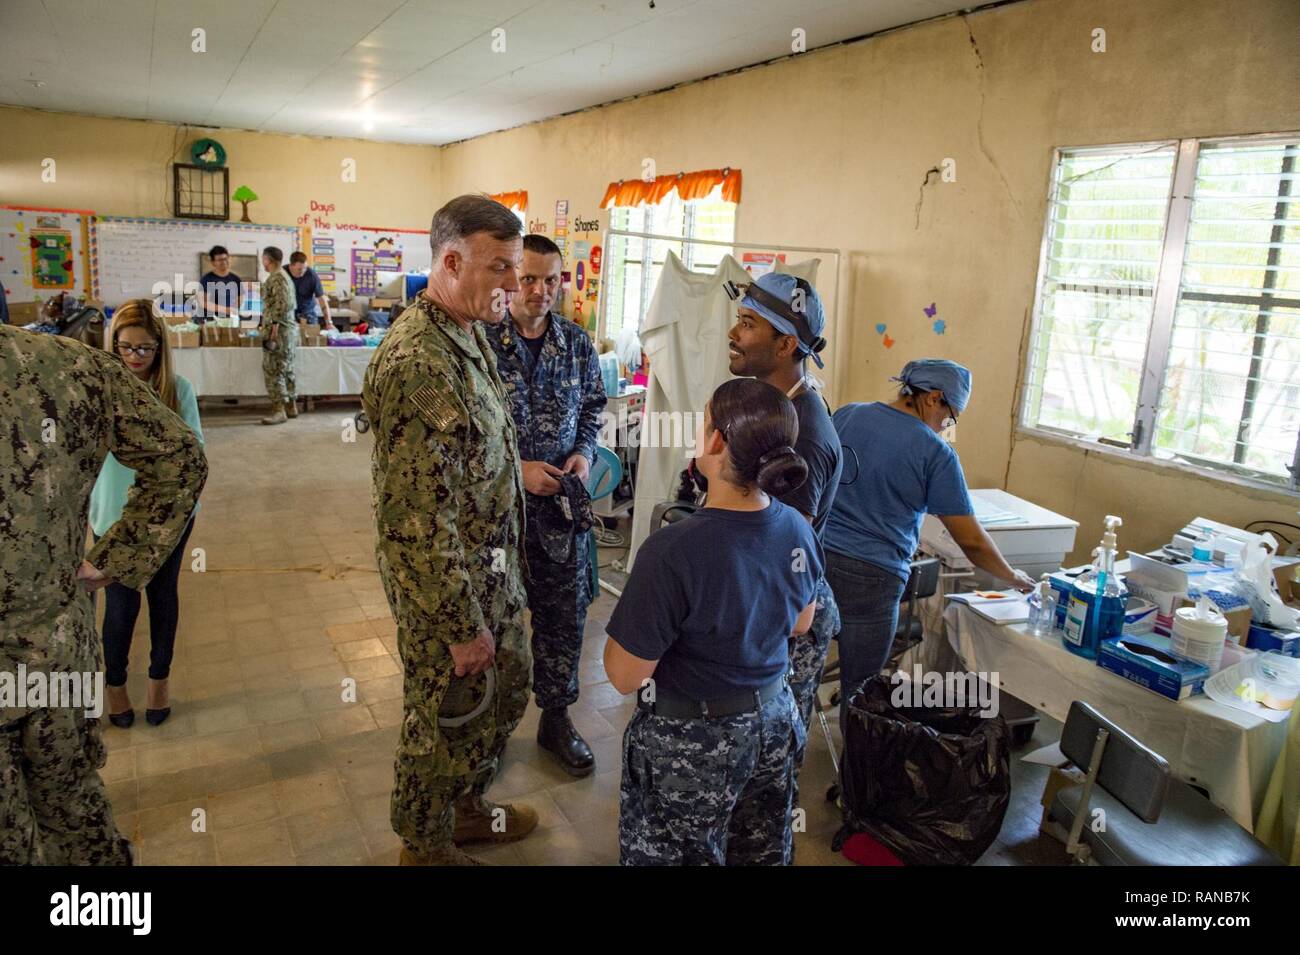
[739,272,826,369]
[890,358,972,415]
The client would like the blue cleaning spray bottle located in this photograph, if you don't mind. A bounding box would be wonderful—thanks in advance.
[1062,515,1129,660]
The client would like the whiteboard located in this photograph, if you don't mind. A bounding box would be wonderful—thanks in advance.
[0,207,91,303]
[92,216,300,307]
[305,226,431,298]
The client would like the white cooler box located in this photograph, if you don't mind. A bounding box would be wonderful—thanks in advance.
[921,488,1079,588]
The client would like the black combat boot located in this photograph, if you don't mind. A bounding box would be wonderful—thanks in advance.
[537,707,595,777]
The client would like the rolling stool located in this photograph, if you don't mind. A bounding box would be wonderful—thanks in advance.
[585,447,623,596]
[819,557,941,802]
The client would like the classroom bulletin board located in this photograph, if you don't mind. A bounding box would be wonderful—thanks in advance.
[302,226,431,297]
[0,206,93,303]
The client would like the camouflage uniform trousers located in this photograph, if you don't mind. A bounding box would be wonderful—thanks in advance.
[619,685,806,866]
[0,706,132,865]
[523,522,592,710]
[390,610,532,854]
[262,327,298,404]
[788,576,840,783]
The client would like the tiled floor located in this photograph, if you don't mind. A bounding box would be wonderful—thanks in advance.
[99,401,1068,866]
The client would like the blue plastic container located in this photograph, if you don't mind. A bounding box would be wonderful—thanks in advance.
[1062,577,1128,661]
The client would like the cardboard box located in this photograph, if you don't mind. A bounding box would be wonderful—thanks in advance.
[298,320,321,346]
[1097,633,1210,702]
[9,301,42,325]
[201,325,238,347]
[167,328,200,349]
[238,329,262,348]
[1040,765,1088,811]
[1274,561,1298,603]
[1247,623,1300,657]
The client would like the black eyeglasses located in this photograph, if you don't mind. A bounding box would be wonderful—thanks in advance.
[943,399,959,423]
[117,343,159,358]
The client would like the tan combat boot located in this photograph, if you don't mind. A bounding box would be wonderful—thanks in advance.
[398,845,487,866]
[452,794,538,845]
[285,400,299,418]
[261,406,287,425]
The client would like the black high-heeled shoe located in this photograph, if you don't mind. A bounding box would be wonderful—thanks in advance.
[145,678,171,726]
[106,684,134,728]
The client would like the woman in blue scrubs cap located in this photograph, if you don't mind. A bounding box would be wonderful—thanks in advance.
[823,359,1034,692]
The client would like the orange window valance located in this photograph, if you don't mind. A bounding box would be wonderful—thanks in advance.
[600,167,741,209]
[489,190,528,210]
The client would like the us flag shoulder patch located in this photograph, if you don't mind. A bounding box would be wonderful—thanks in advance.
[410,377,461,432]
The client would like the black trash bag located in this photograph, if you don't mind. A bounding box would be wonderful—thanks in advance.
[836,672,1011,866]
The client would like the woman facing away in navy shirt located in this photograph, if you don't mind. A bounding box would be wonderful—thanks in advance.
[604,378,823,865]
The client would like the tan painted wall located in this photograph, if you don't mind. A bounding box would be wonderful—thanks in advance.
[439,0,1300,560]
[0,106,440,231]
[1,0,1297,559]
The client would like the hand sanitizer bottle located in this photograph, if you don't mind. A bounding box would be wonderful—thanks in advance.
[1027,574,1058,637]
[1063,515,1129,660]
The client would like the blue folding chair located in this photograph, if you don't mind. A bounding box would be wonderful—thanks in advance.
[585,447,623,598]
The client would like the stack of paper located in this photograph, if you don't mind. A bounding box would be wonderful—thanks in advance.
[946,589,1029,625]
[973,498,1029,527]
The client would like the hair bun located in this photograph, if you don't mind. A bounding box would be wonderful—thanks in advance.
[758,445,796,467]
[756,446,807,497]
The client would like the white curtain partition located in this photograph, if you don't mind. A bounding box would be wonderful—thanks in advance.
[626,252,821,569]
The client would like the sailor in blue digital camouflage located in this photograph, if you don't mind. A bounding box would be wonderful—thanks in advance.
[618,691,806,865]
[259,245,299,425]
[0,325,207,864]
[362,196,539,866]
[604,379,821,866]
[483,234,607,777]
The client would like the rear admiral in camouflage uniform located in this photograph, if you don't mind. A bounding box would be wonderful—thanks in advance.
[483,234,607,777]
[363,195,538,867]
[0,325,207,864]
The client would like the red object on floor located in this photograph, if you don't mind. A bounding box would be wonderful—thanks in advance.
[840,831,905,866]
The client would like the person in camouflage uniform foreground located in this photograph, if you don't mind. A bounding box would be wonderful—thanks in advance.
[363,195,537,867]
[0,325,207,864]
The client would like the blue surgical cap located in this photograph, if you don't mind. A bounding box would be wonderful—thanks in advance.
[740,272,826,369]
[891,359,973,415]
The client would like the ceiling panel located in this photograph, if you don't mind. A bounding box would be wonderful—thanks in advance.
[0,0,982,144]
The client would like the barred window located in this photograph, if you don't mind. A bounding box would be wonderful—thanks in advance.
[1023,134,1300,491]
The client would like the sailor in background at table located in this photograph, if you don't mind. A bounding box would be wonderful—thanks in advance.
[199,245,243,323]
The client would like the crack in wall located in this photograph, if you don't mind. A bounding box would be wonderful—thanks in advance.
[914,165,941,229]
[962,13,1021,220]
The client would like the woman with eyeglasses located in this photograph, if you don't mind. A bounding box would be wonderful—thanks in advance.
[824,359,1034,694]
[90,300,203,727]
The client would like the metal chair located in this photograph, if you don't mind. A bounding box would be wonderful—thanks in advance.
[1041,701,1282,865]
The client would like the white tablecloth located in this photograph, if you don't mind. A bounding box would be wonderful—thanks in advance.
[172,346,374,397]
[944,603,1288,831]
